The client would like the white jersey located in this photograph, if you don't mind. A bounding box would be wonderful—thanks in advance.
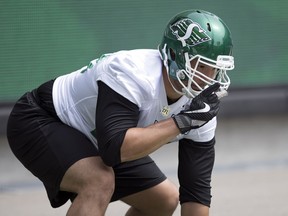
[52,49,216,149]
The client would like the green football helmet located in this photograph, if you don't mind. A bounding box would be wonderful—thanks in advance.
[159,9,234,98]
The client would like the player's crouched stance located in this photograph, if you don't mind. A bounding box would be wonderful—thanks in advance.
[6,9,234,216]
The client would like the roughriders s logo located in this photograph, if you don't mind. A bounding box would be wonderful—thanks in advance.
[170,18,211,46]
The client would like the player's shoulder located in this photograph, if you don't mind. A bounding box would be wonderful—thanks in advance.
[108,49,159,65]
[116,49,159,57]
[104,49,163,88]
[94,49,162,106]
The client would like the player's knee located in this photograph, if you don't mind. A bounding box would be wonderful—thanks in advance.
[150,185,179,215]
[99,167,115,194]
[89,166,115,194]
[162,187,179,214]
[78,167,115,203]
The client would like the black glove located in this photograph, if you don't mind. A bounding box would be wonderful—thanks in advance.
[173,83,221,134]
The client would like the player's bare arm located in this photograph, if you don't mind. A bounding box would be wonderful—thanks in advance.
[121,118,179,162]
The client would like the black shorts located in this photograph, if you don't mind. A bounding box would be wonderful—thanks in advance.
[6,80,166,208]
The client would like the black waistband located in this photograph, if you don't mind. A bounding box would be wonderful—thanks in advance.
[32,79,59,119]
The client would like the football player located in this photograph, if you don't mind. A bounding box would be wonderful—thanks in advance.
[7,9,234,216]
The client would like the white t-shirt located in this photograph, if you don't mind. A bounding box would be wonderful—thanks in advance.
[52,49,216,149]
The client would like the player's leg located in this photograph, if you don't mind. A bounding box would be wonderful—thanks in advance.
[122,179,179,216]
[6,91,114,215]
[112,157,179,216]
[38,124,115,216]
[9,117,115,215]
[60,156,114,216]
[180,202,209,216]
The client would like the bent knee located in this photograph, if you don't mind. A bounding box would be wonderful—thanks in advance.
[163,185,179,214]
[138,180,179,215]
[156,180,179,215]
[61,157,115,196]
[82,161,115,196]
[92,166,115,194]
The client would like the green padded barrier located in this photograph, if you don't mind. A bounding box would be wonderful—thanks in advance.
[1,0,288,101]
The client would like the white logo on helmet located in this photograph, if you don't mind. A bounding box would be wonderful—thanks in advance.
[170,18,211,47]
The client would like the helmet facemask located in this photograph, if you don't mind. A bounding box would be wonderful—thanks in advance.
[178,53,234,98]
[160,43,234,98]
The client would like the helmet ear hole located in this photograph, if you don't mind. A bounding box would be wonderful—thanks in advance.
[169,48,176,61]
[207,23,211,31]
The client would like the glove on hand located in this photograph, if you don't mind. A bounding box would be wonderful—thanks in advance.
[173,83,221,134]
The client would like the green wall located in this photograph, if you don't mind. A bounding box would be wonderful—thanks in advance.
[1,0,288,101]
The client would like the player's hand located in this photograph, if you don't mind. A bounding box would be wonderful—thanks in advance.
[173,83,221,134]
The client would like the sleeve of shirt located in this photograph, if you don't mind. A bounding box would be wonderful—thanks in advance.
[95,81,140,167]
[178,137,215,207]
[94,51,157,110]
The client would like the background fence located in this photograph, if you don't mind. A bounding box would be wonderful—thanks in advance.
[1,0,288,101]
